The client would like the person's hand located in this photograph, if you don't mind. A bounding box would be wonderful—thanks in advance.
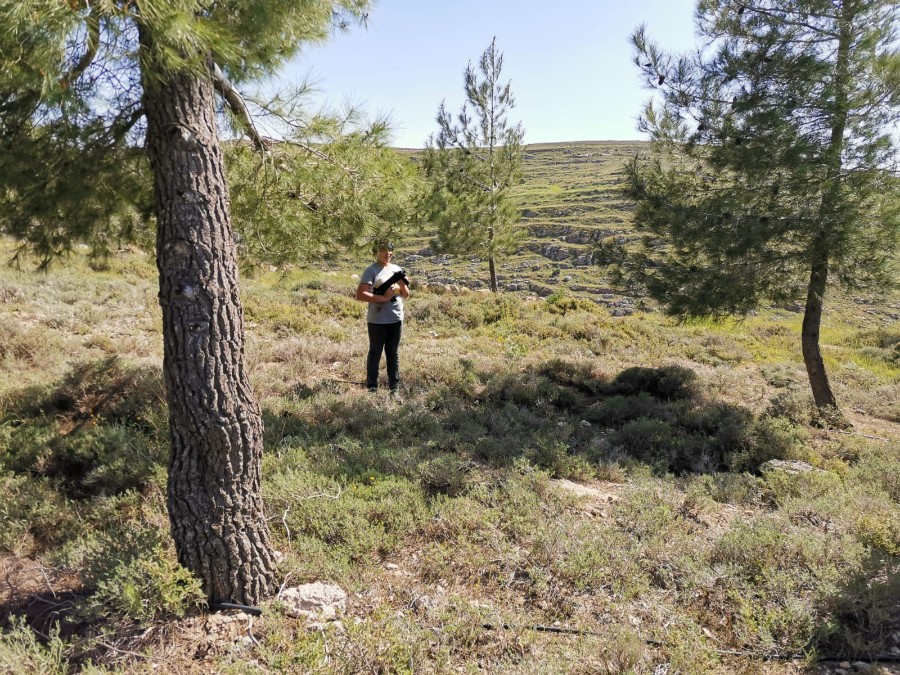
[383,287,395,301]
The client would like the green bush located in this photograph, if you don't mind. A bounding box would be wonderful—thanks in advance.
[85,544,205,622]
[557,524,649,598]
[481,295,523,324]
[607,365,700,401]
[766,389,814,424]
[708,517,865,652]
[0,617,69,675]
[819,565,900,655]
[609,417,686,470]
[583,392,668,427]
[854,509,900,556]
[1,418,165,499]
[546,293,599,315]
[730,416,808,473]
[0,473,75,554]
[267,471,428,563]
[418,454,472,496]
[692,472,766,507]
[527,440,595,481]
[850,451,900,503]
[0,322,61,366]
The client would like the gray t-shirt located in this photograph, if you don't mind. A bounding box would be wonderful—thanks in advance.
[361,262,405,324]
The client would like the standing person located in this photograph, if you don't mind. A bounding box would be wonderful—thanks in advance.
[356,240,410,394]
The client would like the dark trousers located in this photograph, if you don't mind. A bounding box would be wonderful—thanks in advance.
[366,321,403,390]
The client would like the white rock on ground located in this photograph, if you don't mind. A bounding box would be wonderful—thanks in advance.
[759,459,826,475]
[280,583,347,620]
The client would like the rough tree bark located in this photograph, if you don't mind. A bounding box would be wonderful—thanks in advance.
[138,36,277,604]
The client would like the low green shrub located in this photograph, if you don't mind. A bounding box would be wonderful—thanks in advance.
[546,293,600,315]
[730,416,809,473]
[818,563,900,655]
[527,440,595,481]
[0,473,75,554]
[0,322,62,366]
[583,392,668,427]
[854,509,900,556]
[708,517,865,652]
[267,471,428,563]
[608,417,686,471]
[607,365,700,401]
[557,523,650,598]
[767,389,815,424]
[691,472,766,507]
[0,617,69,675]
[417,453,472,496]
[85,544,205,622]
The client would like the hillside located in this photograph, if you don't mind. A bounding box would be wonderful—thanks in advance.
[403,141,646,310]
[1,142,899,674]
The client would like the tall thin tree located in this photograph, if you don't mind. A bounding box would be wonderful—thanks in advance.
[0,0,373,604]
[604,0,900,420]
[422,38,525,293]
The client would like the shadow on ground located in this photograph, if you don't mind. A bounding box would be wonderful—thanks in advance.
[263,359,799,488]
[815,553,900,664]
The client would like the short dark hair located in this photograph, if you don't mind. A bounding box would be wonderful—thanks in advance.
[372,239,395,254]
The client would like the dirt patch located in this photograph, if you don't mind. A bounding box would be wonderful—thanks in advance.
[0,554,87,637]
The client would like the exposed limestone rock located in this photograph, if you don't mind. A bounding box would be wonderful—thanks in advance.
[280,583,347,621]
[760,459,826,475]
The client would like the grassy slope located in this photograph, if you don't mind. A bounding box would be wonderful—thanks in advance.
[0,142,899,674]
[404,142,646,301]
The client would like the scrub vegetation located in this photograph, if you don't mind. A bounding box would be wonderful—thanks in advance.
[1,141,898,671]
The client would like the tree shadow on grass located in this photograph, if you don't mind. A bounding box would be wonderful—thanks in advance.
[813,553,900,663]
[0,358,170,644]
[0,356,168,500]
[263,359,796,488]
[0,556,90,639]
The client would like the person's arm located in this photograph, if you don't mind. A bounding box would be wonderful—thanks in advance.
[356,282,394,303]
[395,276,410,299]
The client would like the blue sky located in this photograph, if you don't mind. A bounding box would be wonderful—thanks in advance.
[273,0,700,147]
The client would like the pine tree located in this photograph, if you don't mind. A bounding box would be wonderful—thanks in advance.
[226,105,422,268]
[610,0,900,420]
[422,38,525,293]
[0,0,375,604]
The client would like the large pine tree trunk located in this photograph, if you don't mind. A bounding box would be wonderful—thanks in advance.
[138,45,276,604]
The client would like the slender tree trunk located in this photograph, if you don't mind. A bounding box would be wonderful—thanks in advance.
[138,38,276,604]
[488,226,498,293]
[801,248,838,410]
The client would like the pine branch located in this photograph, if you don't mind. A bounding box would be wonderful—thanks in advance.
[737,3,841,38]
[211,62,269,152]
[60,10,101,90]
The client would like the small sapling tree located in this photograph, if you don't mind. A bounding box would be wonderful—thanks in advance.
[422,37,525,293]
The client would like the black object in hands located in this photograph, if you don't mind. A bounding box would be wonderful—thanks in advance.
[373,269,408,302]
